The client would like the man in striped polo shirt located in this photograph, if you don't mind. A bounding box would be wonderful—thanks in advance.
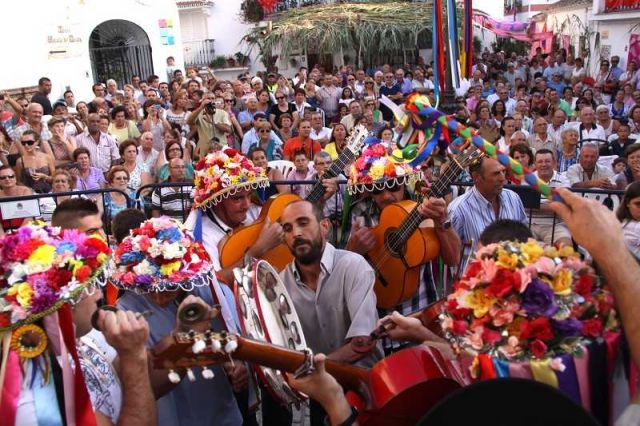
[151,157,192,221]
[448,157,528,249]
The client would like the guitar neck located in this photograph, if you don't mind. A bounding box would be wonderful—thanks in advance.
[306,148,356,203]
[152,332,370,392]
[235,337,370,391]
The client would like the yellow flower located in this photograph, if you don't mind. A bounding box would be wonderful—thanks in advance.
[551,269,573,295]
[160,260,181,276]
[369,163,384,180]
[496,249,518,269]
[8,283,34,308]
[28,245,56,271]
[521,240,544,264]
[465,289,497,318]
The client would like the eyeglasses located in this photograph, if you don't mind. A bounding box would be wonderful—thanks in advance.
[365,82,374,85]
[275,96,285,100]
[22,140,36,146]
[258,129,271,133]
[347,78,355,81]
[113,176,129,181]
[224,99,234,103]
[168,147,181,152]
[0,175,15,180]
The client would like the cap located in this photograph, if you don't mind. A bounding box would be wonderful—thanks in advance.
[253,112,268,120]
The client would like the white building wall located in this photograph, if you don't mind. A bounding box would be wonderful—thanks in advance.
[590,0,640,75]
[0,0,183,103]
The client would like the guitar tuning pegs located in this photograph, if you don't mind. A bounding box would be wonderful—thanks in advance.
[186,368,196,383]
[224,339,238,354]
[168,369,181,384]
[202,366,215,380]
[192,338,206,354]
[210,339,222,352]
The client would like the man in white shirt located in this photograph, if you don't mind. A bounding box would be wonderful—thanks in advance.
[310,111,332,147]
[568,107,606,142]
[566,143,614,189]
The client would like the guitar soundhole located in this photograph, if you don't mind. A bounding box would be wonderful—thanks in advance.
[383,228,404,258]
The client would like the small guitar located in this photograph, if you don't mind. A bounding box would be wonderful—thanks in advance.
[152,330,467,425]
[367,144,484,309]
[219,125,370,271]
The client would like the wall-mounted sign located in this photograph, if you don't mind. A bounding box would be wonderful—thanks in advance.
[48,25,84,59]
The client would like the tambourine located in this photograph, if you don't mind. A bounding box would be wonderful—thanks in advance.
[233,259,308,407]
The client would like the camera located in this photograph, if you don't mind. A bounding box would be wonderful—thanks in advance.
[205,102,216,115]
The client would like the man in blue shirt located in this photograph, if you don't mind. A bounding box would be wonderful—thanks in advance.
[378,72,402,122]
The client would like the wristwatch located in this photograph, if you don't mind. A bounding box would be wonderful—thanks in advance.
[436,219,452,230]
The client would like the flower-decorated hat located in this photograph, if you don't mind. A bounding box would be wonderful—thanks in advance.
[441,240,618,362]
[0,223,111,332]
[347,142,422,195]
[112,216,214,293]
[193,147,269,209]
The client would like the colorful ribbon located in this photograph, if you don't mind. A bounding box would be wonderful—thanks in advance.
[530,358,559,388]
[463,0,473,78]
[432,0,445,105]
[0,334,20,426]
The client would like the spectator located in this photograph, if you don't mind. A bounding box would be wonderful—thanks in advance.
[340,101,363,133]
[72,147,106,193]
[119,139,152,193]
[474,104,499,143]
[510,142,535,171]
[137,131,159,177]
[15,130,55,193]
[256,89,272,113]
[248,146,288,200]
[14,103,51,145]
[156,140,194,183]
[339,87,356,107]
[269,90,298,132]
[616,144,640,188]
[0,165,33,231]
[75,113,120,173]
[151,157,192,221]
[556,127,580,173]
[617,181,640,260]
[108,105,141,142]
[316,73,342,124]
[283,119,321,161]
[566,143,614,189]
[448,157,528,248]
[362,77,377,100]
[39,169,82,222]
[606,123,635,157]
[31,77,53,115]
[101,166,136,230]
[609,89,629,121]
[286,150,315,198]
[276,113,297,142]
[310,111,332,147]
[378,72,402,122]
[528,117,556,153]
[613,157,627,175]
[141,100,171,152]
[530,149,572,246]
[241,111,283,154]
[46,116,77,167]
[249,121,283,161]
[324,123,349,161]
[187,94,232,158]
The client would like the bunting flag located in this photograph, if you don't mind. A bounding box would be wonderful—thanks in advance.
[462,0,473,78]
[432,0,445,105]
[472,13,531,42]
[446,0,461,88]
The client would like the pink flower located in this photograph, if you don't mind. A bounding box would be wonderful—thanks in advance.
[532,256,556,276]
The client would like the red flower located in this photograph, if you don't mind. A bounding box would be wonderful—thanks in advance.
[529,339,548,358]
[75,265,92,283]
[482,328,502,345]
[224,148,238,157]
[581,318,603,337]
[47,268,73,291]
[471,315,491,329]
[452,320,468,336]
[446,299,472,319]
[575,273,594,297]
[371,144,386,157]
[521,317,554,342]
[0,312,10,328]
[14,239,45,261]
[196,158,207,170]
[464,260,482,279]
[85,237,109,254]
[487,268,520,298]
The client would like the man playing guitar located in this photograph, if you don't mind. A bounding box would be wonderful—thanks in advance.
[344,143,461,349]
[184,148,285,284]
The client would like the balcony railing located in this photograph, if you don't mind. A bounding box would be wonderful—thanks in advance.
[183,39,216,69]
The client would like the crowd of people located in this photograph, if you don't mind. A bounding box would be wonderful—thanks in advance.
[2,46,640,425]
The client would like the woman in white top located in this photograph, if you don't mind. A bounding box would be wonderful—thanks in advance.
[119,139,152,194]
[497,116,517,153]
[141,100,172,152]
[617,181,640,261]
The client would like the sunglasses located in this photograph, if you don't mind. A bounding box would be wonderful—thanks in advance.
[258,129,271,133]
[22,140,36,146]
[0,175,15,180]
[224,99,234,103]
[275,96,285,100]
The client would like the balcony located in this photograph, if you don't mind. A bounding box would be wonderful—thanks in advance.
[183,39,216,69]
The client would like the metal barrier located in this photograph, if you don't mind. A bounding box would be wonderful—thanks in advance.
[0,188,133,236]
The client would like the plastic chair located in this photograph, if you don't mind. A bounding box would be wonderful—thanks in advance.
[268,160,295,177]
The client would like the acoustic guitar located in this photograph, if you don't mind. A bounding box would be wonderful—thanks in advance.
[152,330,468,425]
[219,125,370,271]
[367,144,483,309]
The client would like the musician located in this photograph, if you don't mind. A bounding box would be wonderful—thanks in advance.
[344,143,461,333]
[184,148,283,284]
[115,217,247,426]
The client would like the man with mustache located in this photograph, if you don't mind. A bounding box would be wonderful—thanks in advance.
[280,199,382,424]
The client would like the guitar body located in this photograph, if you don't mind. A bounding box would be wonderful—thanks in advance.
[348,345,468,425]
[219,193,300,271]
[368,200,440,309]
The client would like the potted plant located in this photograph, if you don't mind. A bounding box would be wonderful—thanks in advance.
[210,55,227,69]
[235,51,249,67]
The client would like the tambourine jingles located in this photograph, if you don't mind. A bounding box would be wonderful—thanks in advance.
[233,259,308,406]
